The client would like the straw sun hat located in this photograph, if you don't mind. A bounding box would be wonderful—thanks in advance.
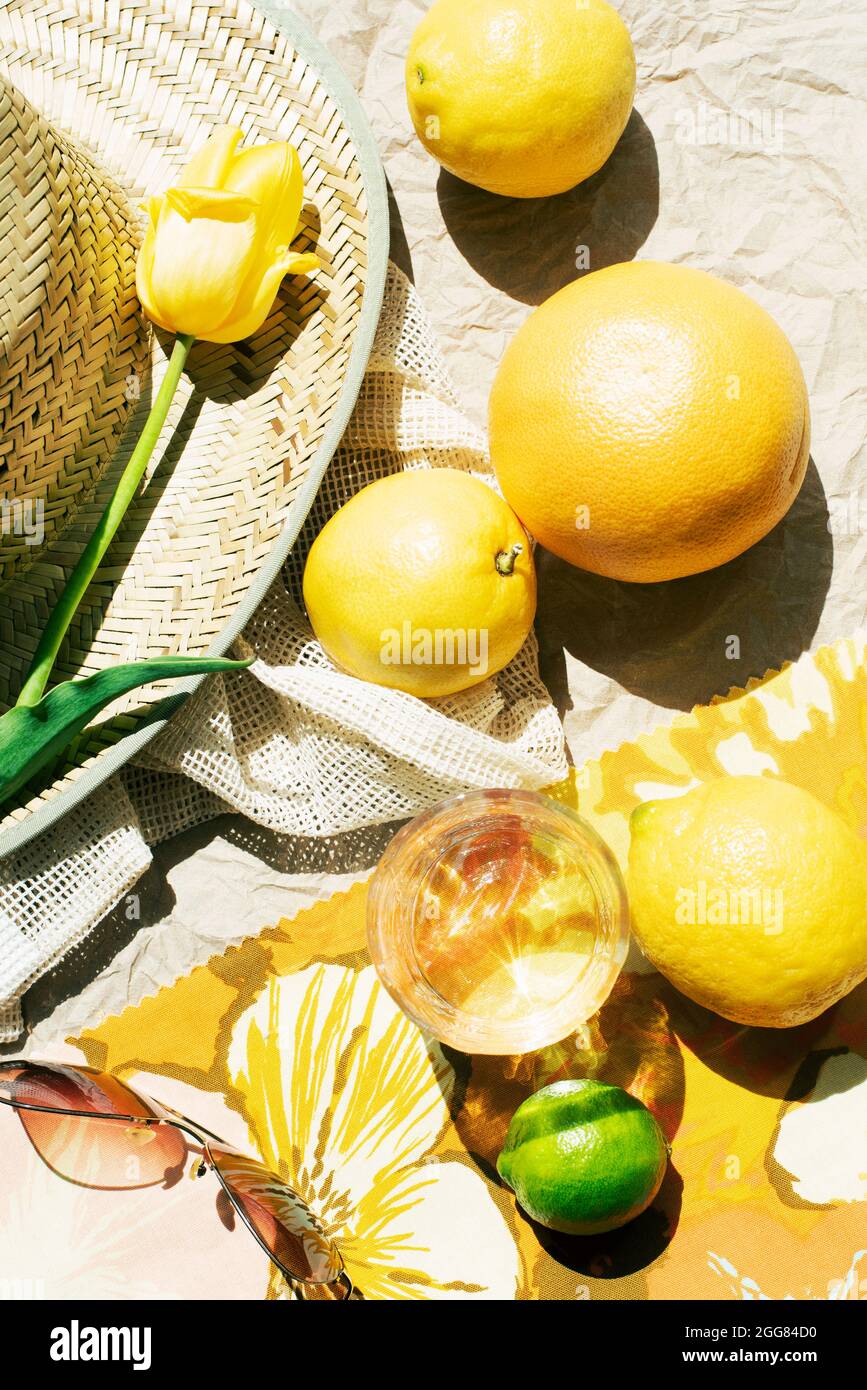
[0,0,388,850]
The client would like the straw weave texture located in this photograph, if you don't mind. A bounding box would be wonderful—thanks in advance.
[130,264,569,837]
[0,0,370,837]
[0,261,568,1038]
[0,80,146,581]
[0,2,567,1037]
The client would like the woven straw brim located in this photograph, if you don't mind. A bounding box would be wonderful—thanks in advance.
[0,0,388,852]
[0,79,149,582]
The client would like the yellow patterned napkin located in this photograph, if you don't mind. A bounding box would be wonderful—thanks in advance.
[58,635,867,1299]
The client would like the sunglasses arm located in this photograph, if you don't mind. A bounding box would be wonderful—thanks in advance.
[0,1093,156,1125]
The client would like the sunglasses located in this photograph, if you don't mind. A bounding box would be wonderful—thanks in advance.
[0,1059,361,1301]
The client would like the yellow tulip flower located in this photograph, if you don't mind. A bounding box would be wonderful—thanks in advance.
[11,128,321,751]
[136,126,319,344]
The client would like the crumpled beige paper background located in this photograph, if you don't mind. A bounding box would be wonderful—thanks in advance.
[309,0,865,752]
[13,0,867,1039]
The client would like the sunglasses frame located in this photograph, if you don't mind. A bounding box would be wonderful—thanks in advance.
[0,1061,360,1301]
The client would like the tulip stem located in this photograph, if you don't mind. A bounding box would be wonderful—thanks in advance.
[15,333,195,708]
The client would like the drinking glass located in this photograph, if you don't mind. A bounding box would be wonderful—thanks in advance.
[367,788,630,1054]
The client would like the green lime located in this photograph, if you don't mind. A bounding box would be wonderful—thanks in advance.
[496,1079,669,1236]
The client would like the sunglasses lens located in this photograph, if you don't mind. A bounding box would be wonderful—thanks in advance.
[0,1062,187,1189]
[210,1145,345,1288]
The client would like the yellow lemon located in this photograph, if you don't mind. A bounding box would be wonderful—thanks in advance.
[490,261,811,582]
[405,0,636,198]
[628,777,867,1028]
[302,469,536,698]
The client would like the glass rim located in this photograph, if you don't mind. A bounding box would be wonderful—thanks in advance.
[366,787,631,1055]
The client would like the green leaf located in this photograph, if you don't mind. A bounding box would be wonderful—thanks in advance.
[0,656,253,807]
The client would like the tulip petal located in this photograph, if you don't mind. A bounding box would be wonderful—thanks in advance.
[145,194,165,227]
[211,143,311,344]
[282,252,320,276]
[135,225,165,329]
[226,142,305,251]
[203,250,318,345]
[165,187,259,222]
[135,201,179,333]
[179,126,243,190]
[147,208,258,338]
[203,252,298,344]
[134,131,313,342]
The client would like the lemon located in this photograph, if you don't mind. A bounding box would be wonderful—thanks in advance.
[497,1080,669,1235]
[405,0,636,199]
[490,261,810,582]
[628,777,867,1028]
[302,469,536,698]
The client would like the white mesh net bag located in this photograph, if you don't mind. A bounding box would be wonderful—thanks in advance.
[0,264,567,1035]
[127,265,567,837]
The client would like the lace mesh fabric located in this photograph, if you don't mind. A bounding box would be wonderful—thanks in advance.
[0,265,567,1037]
